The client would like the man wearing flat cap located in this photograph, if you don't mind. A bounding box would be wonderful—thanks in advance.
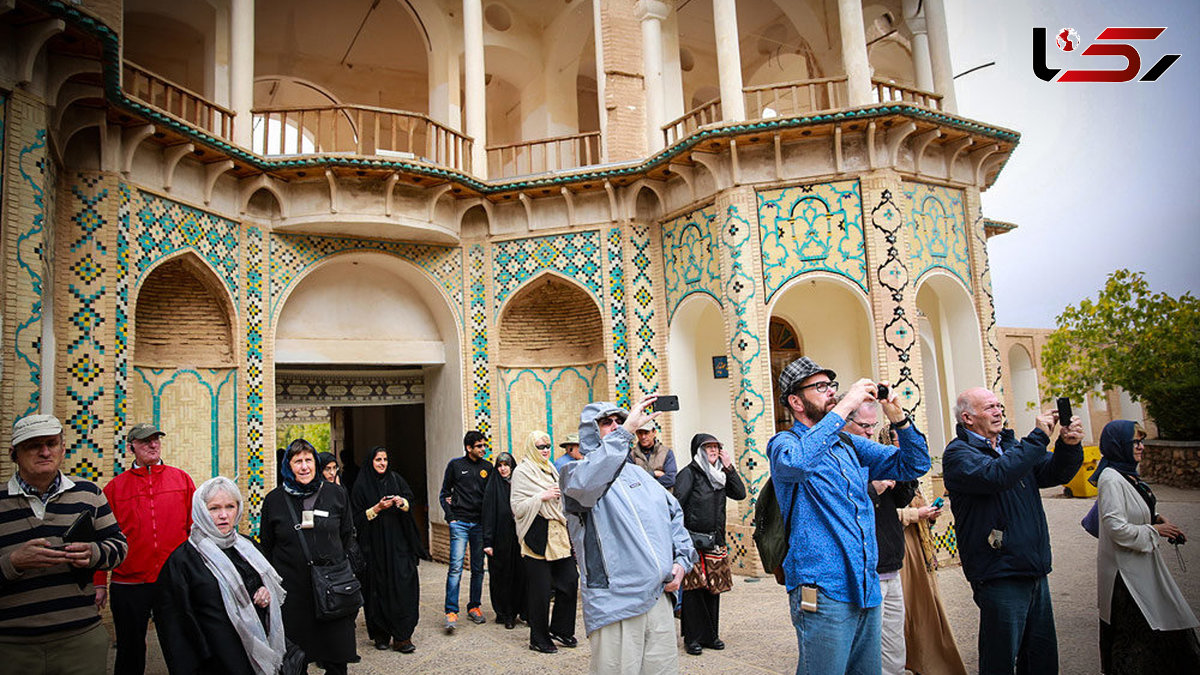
[0,414,128,673]
[94,423,195,675]
[767,357,931,674]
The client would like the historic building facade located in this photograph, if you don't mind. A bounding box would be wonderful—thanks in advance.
[1,0,1019,570]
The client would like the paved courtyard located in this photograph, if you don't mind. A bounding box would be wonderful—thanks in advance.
[123,485,1199,674]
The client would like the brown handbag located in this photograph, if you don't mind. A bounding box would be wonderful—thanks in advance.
[702,547,732,594]
[681,555,707,592]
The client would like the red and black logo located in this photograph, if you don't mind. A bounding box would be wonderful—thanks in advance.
[1033,27,1180,82]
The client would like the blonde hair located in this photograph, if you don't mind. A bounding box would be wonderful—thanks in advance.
[516,430,554,473]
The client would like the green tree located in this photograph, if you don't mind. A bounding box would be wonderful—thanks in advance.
[1041,269,1200,439]
[276,423,331,455]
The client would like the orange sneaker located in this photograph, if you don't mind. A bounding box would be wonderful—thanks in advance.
[444,612,458,632]
[467,607,486,624]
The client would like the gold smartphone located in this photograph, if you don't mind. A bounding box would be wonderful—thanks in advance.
[801,585,818,612]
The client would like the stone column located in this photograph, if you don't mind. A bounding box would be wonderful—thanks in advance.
[903,0,933,93]
[712,0,745,122]
[637,0,670,153]
[837,0,872,107]
[924,0,957,112]
[713,186,774,574]
[230,0,254,148]
[463,0,488,177]
[595,0,647,162]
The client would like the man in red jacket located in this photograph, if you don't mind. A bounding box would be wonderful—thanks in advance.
[94,423,195,675]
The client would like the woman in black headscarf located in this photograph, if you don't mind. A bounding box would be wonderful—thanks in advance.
[350,446,428,653]
[318,452,340,485]
[482,451,525,629]
[259,439,358,674]
[1093,420,1200,674]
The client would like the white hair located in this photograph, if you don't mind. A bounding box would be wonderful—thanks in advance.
[197,476,243,511]
[953,390,977,422]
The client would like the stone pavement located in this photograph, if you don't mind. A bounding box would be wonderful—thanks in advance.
[122,485,1199,674]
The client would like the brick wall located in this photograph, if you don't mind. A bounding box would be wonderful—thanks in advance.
[133,256,235,367]
[497,277,603,365]
[597,0,647,162]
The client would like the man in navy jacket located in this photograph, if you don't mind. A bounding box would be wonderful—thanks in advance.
[943,387,1084,675]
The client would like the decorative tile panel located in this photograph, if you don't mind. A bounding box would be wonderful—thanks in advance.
[661,205,722,321]
[269,233,463,322]
[606,229,631,408]
[499,364,608,458]
[126,188,241,302]
[114,184,132,474]
[245,226,266,529]
[903,182,971,288]
[468,245,492,434]
[491,231,602,317]
[758,181,867,300]
[12,127,50,419]
[130,367,236,480]
[276,372,424,406]
[868,187,921,416]
[627,224,659,396]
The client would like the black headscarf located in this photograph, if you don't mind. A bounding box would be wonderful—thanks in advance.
[493,452,516,483]
[280,439,322,497]
[1091,419,1156,517]
[355,446,402,502]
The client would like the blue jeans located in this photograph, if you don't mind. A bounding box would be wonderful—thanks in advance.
[971,576,1058,675]
[788,586,881,675]
[444,520,485,613]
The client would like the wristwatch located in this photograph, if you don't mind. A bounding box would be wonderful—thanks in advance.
[891,414,913,430]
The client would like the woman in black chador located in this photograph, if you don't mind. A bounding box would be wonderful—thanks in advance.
[482,451,525,628]
[351,446,428,653]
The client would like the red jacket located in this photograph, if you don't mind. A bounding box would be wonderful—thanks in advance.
[94,464,195,586]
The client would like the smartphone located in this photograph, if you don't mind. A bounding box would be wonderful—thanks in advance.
[1056,397,1072,427]
[931,496,945,509]
[876,383,889,400]
[652,395,680,412]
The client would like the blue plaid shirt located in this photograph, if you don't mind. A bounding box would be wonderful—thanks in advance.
[767,412,930,607]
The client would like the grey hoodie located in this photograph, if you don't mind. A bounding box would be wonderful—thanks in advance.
[560,401,695,635]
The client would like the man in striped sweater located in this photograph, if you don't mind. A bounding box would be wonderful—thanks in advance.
[0,414,128,674]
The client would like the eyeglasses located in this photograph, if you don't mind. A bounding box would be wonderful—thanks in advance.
[471,443,487,449]
[1132,438,1145,446]
[797,380,839,394]
[851,420,877,432]
[535,444,551,450]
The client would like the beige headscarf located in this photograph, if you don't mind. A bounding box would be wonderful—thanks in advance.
[510,430,566,542]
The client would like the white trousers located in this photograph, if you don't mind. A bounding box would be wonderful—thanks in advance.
[880,575,908,675]
[589,593,679,675]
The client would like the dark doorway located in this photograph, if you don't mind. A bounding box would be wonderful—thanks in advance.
[342,405,429,552]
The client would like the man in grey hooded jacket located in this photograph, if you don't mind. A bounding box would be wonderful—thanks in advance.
[560,395,695,674]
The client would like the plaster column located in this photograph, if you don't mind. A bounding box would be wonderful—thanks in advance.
[637,0,670,153]
[903,0,933,93]
[463,0,487,177]
[712,0,745,121]
[230,0,254,148]
[924,0,957,112]
[837,0,872,107]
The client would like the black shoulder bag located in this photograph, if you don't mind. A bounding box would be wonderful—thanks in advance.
[283,487,363,621]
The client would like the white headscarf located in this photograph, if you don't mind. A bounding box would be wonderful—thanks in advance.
[189,477,287,675]
[692,443,727,490]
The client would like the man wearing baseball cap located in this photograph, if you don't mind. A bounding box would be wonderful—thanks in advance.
[768,357,931,674]
[94,423,195,675]
[628,421,678,491]
[1,414,128,673]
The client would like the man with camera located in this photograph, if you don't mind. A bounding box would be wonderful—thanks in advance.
[942,387,1084,674]
[768,357,930,674]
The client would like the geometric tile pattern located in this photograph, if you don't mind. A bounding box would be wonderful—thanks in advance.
[468,245,492,435]
[869,187,921,416]
[661,204,722,321]
[245,226,267,532]
[114,184,132,474]
[758,180,867,299]
[499,363,608,458]
[269,232,463,322]
[903,182,971,288]
[492,231,602,317]
[131,367,237,480]
[605,229,630,408]
[13,127,49,420]
[968,201,1003,393]
[627,223,659,396]
[126,188,241,303]
[61,175,112,478]
[720,201,768,525]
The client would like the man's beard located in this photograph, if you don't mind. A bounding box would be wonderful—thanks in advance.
[802,395,828,423]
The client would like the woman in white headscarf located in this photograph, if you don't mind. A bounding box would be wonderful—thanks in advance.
[511,430,578,654]
[154,477,287,675]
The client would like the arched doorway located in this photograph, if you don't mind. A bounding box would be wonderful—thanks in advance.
[273,251,463,552]
[916,272,985,450]
[1007,344,1039,440]
[668,294,734,450]
[768,317,803,433]
[496,274,607,459]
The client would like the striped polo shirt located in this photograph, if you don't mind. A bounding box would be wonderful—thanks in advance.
[0,472,128,641]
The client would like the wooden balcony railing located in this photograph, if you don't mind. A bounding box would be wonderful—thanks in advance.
[486,131,601,178]
[743,76,849,121]
[871,79,943,110]
[123,60,234,142]
[250,105,473,173]
[662,98,723,146]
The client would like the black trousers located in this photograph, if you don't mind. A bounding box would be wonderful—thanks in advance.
[681,588,721,646]
[523,555,578,649]
[111,582,157,675]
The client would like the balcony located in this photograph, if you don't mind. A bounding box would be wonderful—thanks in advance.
[486,131,602,179]
[664,77,943,147]
[250,104,473,175]
[123,60,234,142]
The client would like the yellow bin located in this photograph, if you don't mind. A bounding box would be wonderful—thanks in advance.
[1063,445,1100,498]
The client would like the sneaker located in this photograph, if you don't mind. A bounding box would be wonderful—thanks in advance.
[444,612,458,632]
[467,607,486,624]
[393,639,416,654]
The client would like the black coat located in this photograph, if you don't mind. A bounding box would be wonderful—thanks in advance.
[481,473,525,620]
[868,480,918,574]
[259,483,357,663]
[674,458,747,548]
[153,539,267,675]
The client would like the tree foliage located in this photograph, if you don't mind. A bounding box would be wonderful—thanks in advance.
[276,422,331,455]
[1041,269,1200,439]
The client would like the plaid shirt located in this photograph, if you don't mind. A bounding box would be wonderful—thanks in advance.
[14,472,63,504]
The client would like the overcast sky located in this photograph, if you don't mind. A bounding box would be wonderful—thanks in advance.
[943,0,1200,328]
